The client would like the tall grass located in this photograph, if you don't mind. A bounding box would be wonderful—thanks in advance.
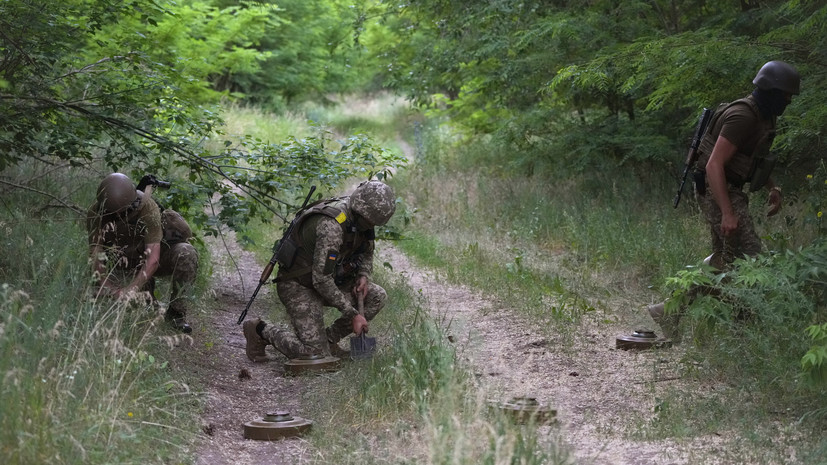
[0,166,202,464]
[301,269,569,465]
[388,116,827,460]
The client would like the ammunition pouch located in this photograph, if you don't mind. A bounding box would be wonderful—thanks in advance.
[275,236,300,268]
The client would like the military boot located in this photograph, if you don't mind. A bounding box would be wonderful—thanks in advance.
[165,306,192,334]
[328,340,350,358]
[243,318,269,362]
[648,302,681,342]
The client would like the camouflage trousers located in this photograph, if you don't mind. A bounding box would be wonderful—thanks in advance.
[697,186,762,271]
[261,279,387,359]
[113,242,199,315]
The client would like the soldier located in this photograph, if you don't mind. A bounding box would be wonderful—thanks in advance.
[87,172,198,333]
[243,180,396,361]
[650,60,801,338]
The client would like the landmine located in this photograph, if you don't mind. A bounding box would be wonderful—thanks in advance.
[616,329,672,350]
[284,354,341,375]
[243,411,312,440]
[489,396,557,424]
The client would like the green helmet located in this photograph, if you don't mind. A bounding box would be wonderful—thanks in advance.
[348,181,396,226]
[753,61,800,95]
[97,173,138,214]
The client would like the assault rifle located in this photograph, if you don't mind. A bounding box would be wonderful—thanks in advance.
[236,185,316,325]
[673,108,713,208]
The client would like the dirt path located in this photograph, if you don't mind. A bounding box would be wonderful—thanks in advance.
[178,222,721,464]
[179,230,314,464]
[376,246,705,465]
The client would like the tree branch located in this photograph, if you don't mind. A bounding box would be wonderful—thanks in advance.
[0,179,85,215]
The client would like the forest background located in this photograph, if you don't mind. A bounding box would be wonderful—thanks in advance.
[1,0,826,463]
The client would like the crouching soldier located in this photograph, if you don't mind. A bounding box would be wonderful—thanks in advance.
[87,172,198,333]
[243,180,396,361]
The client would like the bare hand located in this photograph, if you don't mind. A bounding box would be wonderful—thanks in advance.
[352,275,368,300]
[767,189,782,217]
[352,314,369,336]
[720,211,738,237]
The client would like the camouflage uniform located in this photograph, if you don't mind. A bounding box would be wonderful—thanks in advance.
[694,95,774,270]
[648,61,799,340]
[87,193,199,315]
[261,198,386,359]
[246,181,396,361]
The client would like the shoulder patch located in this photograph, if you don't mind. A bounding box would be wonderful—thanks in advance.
[335,212,347,224]
[324,249,338,274]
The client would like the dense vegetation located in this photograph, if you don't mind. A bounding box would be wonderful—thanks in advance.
[2,0,826,463]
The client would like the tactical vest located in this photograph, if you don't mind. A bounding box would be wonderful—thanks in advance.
[275,197,373,287]
[696,97,777,191]
[90,193,192,263]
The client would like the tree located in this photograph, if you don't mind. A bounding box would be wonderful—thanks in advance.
[376,0,827,177]
[0,0,404,235]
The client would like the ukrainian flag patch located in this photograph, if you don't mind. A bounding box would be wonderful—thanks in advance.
[335,212,347,224]
[324,250,338,274]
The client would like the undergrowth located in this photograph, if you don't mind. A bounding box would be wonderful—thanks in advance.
[0,165,204,464]
[390,116,827,460]
[302,268,569,465]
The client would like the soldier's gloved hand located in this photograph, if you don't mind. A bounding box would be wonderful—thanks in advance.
[352,314,369,336]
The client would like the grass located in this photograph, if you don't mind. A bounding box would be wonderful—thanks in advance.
[386,116,827,462]
[298,267,570,465]
[0,164,205,464]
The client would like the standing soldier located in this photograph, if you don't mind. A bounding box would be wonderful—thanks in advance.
[650,60,801,337]
[243,180,396,361]
[87,172,199,333]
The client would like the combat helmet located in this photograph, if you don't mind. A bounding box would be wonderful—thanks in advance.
[753,61,800,95]
[97,173,138,214]
[348,181,396,226]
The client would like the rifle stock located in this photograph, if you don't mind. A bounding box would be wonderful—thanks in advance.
[236,185,316,325]
[673,107,713,208]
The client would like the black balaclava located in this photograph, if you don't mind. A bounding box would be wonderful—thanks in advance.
[752,87,788,118]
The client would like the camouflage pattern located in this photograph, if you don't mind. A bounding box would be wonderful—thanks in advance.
[696,186,762,271]
[348,181,396,226]
[261,279,387,359]
[87,193,198,315]
[87,193,163,265]
[156,242,198,315]
[261,191,393,359]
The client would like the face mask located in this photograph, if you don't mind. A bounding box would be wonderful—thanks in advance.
[753,88,789,117]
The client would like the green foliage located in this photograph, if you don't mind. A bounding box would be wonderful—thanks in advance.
[0,191,200,464]
[1,1,406,239]
[211,0,386,108]
[664,239,827,397]
[378,1,827,181]
[803,322,827,386]
[0,0,270,169]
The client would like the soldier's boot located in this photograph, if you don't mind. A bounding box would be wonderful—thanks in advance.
[165,306,192,334]
[648,302,681,342]
[243,318,269,362]
[328,340,350,358]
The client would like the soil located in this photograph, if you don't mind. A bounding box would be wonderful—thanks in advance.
[176,226,715,465]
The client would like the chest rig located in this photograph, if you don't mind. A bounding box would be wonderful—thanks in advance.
[275,197,373,286]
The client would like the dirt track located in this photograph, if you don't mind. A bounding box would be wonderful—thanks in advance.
[175,224,735,465]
